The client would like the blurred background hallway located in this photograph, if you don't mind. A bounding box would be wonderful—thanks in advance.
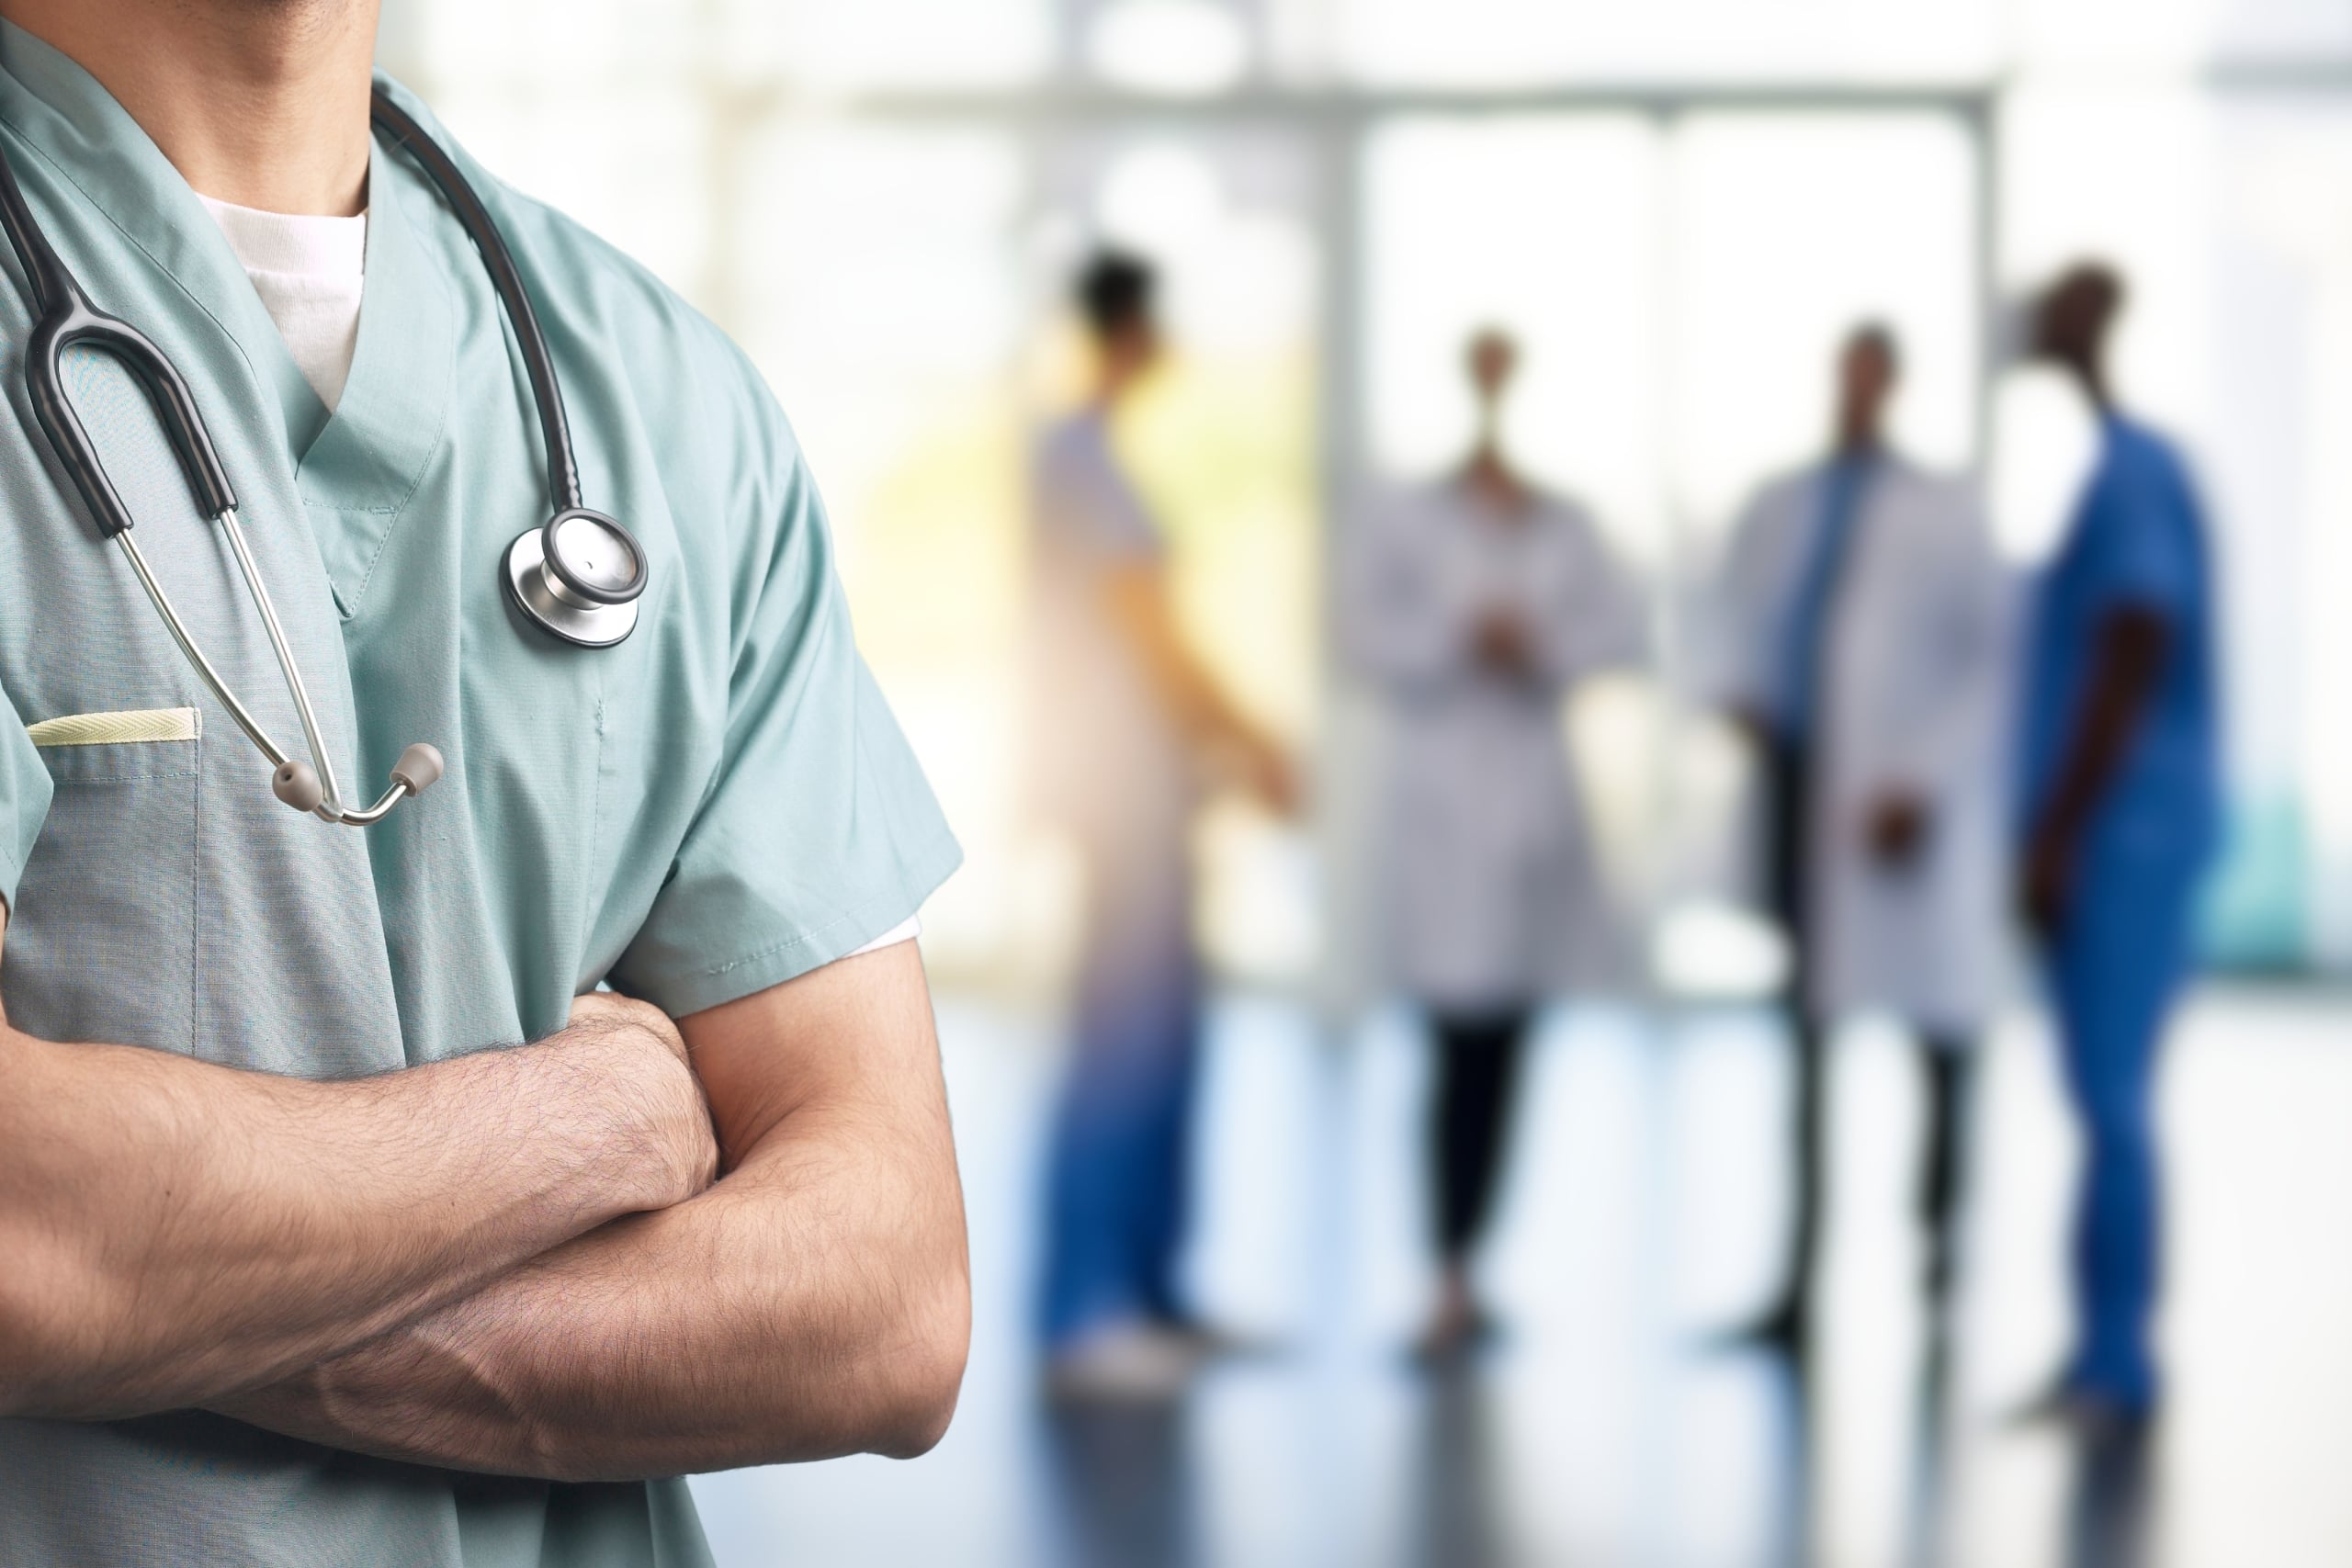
[372,3,2352,1560]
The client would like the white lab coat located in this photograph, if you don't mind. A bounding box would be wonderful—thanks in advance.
[1344,480,1645,1009]
[1712,456,2014,1037]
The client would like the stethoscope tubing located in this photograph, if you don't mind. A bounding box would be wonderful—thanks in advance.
[367,91,582,516]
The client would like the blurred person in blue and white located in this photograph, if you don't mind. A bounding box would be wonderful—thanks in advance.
[2014,263,2222,1429]
[1028,251,1299,1400]
[1344,329,1645,1360]
[1712,323,2013,1350]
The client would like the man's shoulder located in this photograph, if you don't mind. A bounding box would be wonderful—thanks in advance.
[1728,465,1819,544]
[2097,416,2207,525]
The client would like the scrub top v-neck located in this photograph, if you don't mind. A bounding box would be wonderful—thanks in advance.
[0,20,959,1568]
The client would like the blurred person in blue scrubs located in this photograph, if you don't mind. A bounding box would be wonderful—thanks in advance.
[1345,329,1644,1360]
[1712,324,2012,1352]
[2015,263,2222,1428]
[1029,251,1297,1400]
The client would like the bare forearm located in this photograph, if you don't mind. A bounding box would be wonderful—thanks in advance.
[1106,568,1260,750]
[217,1099,967,1480]
[216,945,971,1481]
[0,1007,711,1419]
[2034,606,2168,852]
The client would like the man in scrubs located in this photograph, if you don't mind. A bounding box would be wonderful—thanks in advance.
[2017,263,2222,1427]
[0,2,969,1562]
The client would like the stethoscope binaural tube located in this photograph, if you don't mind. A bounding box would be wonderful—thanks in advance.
[0,122,443,825]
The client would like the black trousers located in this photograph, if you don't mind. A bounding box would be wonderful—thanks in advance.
[1428,1009,1533,1262]
[1768,741,1973,1317]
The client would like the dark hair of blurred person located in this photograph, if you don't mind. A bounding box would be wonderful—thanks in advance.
[1026,248,1298,1402]
[1075,249,1161,395]
[2013,259,2221,1431]
[1342,327,1645,1361]
[1708,321,2011,1355]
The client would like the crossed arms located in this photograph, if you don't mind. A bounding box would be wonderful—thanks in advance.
[0,906,970,1480]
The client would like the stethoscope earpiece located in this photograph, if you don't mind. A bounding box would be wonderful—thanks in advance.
[503,508,646,648]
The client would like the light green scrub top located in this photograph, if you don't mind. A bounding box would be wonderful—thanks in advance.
[0,24,960,1568]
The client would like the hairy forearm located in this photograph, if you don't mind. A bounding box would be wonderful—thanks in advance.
[215,1085,968,1481]
[0,1002,711,1419]
[208,947,967,1479]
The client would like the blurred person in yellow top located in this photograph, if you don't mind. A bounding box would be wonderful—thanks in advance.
[1709,324,2013,1352]
[1344,330,1645,1360]
[1029,251,1298,1400]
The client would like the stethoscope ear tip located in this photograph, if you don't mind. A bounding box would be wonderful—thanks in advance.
[391,742,446,796]
[272,760,324,814]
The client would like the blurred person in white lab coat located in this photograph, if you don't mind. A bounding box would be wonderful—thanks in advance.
[1030,252,1298,1401]
[1346,329,1645,1359]
[1712,324,2012,1350]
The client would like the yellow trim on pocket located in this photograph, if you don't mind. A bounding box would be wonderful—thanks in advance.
[27,707,202,747]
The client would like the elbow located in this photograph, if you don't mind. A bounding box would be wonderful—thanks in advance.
[867,1259,971,1461]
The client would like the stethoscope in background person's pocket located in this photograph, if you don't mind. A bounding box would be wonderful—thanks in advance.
[0,90,650,829]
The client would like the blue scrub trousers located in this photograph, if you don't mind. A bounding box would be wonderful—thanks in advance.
[2046,862,2199,1410]
[1040,821,1202,1348]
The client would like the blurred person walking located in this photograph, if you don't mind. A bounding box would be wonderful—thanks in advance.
[1345,330,1645,1360]
[1712,324,2012,1351]
[1029,252,1297,1401]
[2015,265,2221,1428]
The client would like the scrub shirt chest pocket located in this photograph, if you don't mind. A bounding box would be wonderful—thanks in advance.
[6,709,201,1052]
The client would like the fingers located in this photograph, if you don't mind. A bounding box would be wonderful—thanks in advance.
[569,990,691,1066]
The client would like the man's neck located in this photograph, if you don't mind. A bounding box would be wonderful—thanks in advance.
[2065,356,2114,416]
[1834,425,1883,460]
[0,0,378,215]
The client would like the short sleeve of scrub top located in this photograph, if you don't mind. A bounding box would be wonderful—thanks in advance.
[605,335,961,1018]
[2095,446,2199,615]
[0,684,52,915]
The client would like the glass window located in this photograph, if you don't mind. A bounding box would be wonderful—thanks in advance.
[729,125,1034,971]
[1670,113,1981,540]
[2203,102,2352,964]
[1361,117,1667,566]
[714,0,1056,89]
[1327,0,2002,86]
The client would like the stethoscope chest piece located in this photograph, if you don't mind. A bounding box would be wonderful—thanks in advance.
[503,508,647,648]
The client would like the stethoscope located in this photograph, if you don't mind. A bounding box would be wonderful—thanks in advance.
[0,90,650,828]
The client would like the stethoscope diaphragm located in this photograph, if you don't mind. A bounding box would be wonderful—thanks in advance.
[503,508,647,649]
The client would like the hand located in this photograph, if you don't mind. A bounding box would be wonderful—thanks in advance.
[2018,834,2074,940]
[1239,732,1302,818]
[1471,612,1537,679]
[568,989,689,1067]
[565,992,718,1204]
[1865,791,1932,870]
[1724,705,1772,752]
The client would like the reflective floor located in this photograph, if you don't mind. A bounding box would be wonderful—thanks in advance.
[690,987,2352,1567]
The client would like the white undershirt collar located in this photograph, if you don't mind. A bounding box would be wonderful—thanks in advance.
[198,191,368,413]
